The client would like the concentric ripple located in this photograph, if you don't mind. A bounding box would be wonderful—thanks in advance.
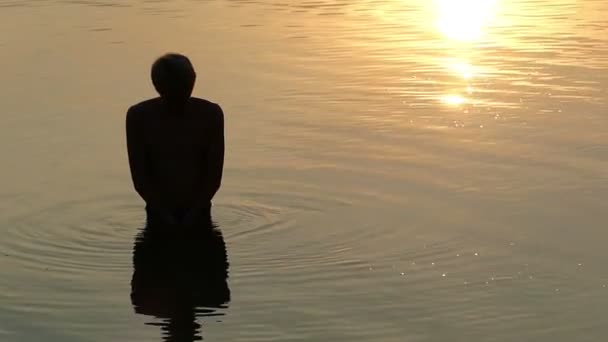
[1,194,139,277]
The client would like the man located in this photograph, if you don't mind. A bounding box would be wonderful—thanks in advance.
[126,53,224,227]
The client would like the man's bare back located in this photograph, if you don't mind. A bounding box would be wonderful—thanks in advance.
[126,54,224,226]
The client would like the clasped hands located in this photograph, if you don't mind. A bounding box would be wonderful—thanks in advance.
[156,206,206,227]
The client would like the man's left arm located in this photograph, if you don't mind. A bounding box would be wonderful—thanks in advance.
[203,103,225,202]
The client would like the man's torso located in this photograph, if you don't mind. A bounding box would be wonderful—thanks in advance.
[131,97,217,209]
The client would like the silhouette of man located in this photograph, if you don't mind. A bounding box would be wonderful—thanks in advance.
[126,53,224,227]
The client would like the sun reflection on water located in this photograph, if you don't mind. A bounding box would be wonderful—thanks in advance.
[448,60,475,80]
[441,94,468,106]
[434,0,499,42]
[434,0,499,108]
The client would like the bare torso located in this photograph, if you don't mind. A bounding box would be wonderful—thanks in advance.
[132,97,217,210]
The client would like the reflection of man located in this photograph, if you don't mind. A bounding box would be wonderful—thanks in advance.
[130,223,230,341]
[126,53,224,226]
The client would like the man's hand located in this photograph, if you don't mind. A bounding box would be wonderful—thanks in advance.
[156,208,179,226]
[181,206,206,227]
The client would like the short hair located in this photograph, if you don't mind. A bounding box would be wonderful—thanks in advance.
[151,53,196,101]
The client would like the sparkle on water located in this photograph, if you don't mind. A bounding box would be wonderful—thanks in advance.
[441,94,468,105]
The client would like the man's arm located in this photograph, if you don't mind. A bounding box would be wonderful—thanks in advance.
[203,103,225,202]
[184,103,225,222]
[126,106,179,225]
[126,106,158,206]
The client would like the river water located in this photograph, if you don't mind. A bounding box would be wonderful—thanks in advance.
[1,0,607,341]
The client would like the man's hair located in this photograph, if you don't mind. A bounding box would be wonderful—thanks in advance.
[151,53,196,102]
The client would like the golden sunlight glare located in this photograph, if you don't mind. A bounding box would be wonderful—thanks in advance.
[435,0,498,41]
[441,95,467,106]
[449,60,475,80]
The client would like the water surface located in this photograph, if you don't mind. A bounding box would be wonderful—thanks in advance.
[0,0,607,341]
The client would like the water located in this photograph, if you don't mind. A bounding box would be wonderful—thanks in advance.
[1,0,607,340]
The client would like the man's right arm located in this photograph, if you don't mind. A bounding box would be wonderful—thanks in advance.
[126,106,157,206]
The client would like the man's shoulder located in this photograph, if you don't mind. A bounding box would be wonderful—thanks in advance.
[190,97,221,110]
[127,97,223,122]
[190,97,224,120]
[128,98,162,114]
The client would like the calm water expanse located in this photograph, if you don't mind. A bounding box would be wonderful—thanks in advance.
[1,0,607,341]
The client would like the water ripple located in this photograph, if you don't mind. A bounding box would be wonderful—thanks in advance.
[2,195,137,276]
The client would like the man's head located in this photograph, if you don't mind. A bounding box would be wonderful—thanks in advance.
[151,53,196,104]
